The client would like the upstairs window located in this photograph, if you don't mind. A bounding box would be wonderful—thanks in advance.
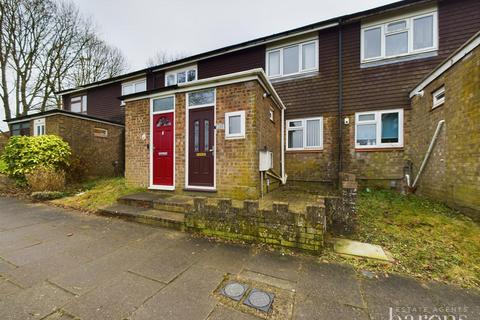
[432,86,445,109]
[266,39,318,78]
[122,79,146,96]
[361,9,437,63]
[355,109,404,149]
[71,95,87,113]
[165,66,197,86]
[286,117,323,150]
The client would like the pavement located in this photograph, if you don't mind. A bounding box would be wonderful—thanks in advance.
[0,197,478,320]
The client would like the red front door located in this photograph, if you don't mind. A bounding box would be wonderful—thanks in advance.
[152,112,174,186]
[188,107,214,187]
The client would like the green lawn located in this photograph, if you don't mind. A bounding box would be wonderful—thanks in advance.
[325,189,480,288]
[51,177,145,212]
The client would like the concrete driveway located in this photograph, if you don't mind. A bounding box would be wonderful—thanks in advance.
[0,197,478,320]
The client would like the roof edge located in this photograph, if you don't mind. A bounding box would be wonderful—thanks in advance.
[5,109,125,127]
[410,31,480,97]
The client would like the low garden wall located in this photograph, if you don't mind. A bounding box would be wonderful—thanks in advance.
[185,198,326,253]
[184,172,358,253]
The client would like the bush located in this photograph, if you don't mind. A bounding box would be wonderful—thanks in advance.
[31,191,65,201]
[1,135,71,182]
[25,166,66,191]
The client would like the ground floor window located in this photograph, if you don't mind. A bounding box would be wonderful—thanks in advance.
[286,117,323,150]
[33,118,45,136]
[225,111,245,139]
[355,109,403,148]
[10,122,30,136]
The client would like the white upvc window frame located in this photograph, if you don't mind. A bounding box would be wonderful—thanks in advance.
[121,78,146,105]
[165,65,198,86]
[361,9,438,63]
[355,109,404,149]
[33,118,45,136]
[70,95,87,113]
[266,38,319,79]
[225,110,246,140]
[432,86,445,109]
[286,117,323,151]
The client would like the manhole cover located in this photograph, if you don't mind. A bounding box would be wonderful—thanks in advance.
[244,288,274,312]
[220,282,248,301]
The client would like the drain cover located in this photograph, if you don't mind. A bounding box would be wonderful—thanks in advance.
[220,282,248,301]
[244,288,274,312]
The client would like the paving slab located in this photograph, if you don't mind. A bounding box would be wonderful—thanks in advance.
[0,257,17,274]
[130,265,223,320]
[293,294,369,320]
[207,305,261,320]
[0,281,74,320]
[50,245,155,296]
[64,272,164,320]
[334,238,393,262]
[0,277,23,300]
[199,243,251,274]
[296,261,364,308]
[361,274,439,320]
[244,251,302,282]
[128,238,214,284]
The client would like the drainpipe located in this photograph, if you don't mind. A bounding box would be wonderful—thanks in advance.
[281,106,287,184]
[337,19,344,181]
[411,120,445,189]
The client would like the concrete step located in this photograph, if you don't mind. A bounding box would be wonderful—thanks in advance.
[100,204,185,231]
[118,192,193,213]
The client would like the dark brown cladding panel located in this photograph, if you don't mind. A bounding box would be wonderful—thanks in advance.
[274,27,340,118]
[63,82,123,123]
[341,0,480,114]
[197,46,266,79]
[147,70,165,90]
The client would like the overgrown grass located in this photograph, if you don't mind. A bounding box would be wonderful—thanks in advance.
[51,177,145,212]
[325,189,480,288]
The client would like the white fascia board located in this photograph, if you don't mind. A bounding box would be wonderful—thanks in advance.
[124,68,286,111]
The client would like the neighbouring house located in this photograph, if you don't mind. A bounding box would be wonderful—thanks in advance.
[6,1,479,207]
[407,32,480,219]
[6,110,124,177]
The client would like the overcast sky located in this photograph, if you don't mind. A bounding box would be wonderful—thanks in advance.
[1,0,399,131]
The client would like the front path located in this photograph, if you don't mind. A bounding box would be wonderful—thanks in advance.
[0,197,478,320]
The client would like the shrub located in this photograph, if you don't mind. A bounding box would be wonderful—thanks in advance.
[31,191,65,201]
[1,135,71,182]
[67,154,89,182]
[25,166,66,192]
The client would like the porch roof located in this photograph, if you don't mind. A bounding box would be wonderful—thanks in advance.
[119,68,286,111]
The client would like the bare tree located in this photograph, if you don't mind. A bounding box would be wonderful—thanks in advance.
[0,0,130,120]
[66,35,128,87]
[146,50,187,67]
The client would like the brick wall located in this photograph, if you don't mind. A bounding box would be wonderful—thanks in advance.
[45,115,124,177]
[124,80,282,199]
[341,111,411,188]
[285,115,338,183]
[408,46,480,219]
[125,99,150,186]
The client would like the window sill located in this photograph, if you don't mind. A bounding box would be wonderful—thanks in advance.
[361,50,437,68]
[286,148,323,153]
[355,147,404,152]
[268,70,319,83]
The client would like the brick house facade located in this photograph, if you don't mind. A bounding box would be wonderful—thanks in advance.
[7,111,124,178]
[408,39,480,219]
[124,72,284,199]
[16,0,476,211]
